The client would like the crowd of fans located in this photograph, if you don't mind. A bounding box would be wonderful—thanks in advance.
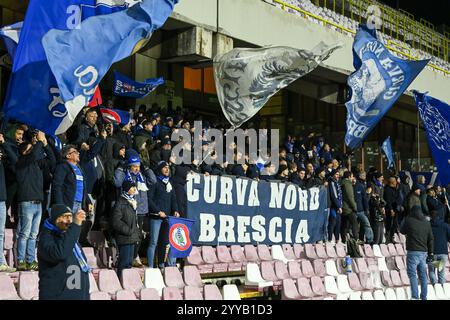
[0,103,449,281]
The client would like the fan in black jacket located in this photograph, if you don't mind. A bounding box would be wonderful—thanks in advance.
[16,132,56,270]
[38,204,89,300]
[147,161,179,268]
[111,180,141,279]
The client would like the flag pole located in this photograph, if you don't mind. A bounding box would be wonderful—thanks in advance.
[417,111,421,171]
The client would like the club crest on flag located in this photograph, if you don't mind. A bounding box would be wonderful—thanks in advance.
[169,223,191,252]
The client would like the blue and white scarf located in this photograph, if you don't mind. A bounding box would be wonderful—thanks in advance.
[158,175,172,192]
[125,169,149,192]
[121,191,137,210]
[43,219,91,273]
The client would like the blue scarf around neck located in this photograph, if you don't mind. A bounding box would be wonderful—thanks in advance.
[43,219,91,273]
[157,175,170,184]
[125,169,145,184]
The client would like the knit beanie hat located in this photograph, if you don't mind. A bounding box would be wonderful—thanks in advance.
[128,155,141,166]
[122,180,137,193]
[157,161,169,173]
[50,204,72,224]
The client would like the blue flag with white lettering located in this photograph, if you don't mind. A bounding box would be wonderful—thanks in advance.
[168,216,195,258]
[413,91,450,187]
[345,25,429,150]
[42,0,178,135]
[2,1,137,135]
[381,136,395,169]
[113,70,165,98]
[0,21,22,61]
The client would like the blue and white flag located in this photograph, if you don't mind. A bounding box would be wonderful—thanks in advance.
[3,1,138,136]
[168,216,195,258]
[113,70,165,98]
[0,21,22,61]
[345,25,429,150]
[381,136,395,169]
[413,91,450,187]
[42,0,178,135]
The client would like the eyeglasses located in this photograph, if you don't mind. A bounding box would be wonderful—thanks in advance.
[68,150,80,155]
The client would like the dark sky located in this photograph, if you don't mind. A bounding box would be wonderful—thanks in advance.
[379,0,450,27]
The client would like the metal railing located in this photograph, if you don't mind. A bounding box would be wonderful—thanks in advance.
[272,0,450,76]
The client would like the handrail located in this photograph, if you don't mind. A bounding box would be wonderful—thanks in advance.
[272,0,450,76]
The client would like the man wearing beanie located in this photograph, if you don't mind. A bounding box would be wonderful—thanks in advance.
[111,180,141,279]
[114,153,155,267]
[38,204,90,300]
[406,184,422,215]
[147,161,179,269]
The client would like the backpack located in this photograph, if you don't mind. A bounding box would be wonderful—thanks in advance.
[346,238,362,258]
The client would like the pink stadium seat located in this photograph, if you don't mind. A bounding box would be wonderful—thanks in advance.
[364,245,374,258]
[4,229,14,267]
[301,260,314,278]
[257,245,273,261]
[204,284,223,300]
[310,276,326,297]
[395,256,405,270]
[387,243,397,256]
[358,272,374,290]
[296,277,314,299]
[385,257,397,270]
[184,286,204,300]
[381,271,393,287]
[164,267,185,289]
[260,261,281,287]
[288,261,302,279]
[98,269,122,295]
[399,234,406,243]
[313,260,326,277]
[325,243,337,259]
[356,258,369,273]
[293,244,306,259]
[183,266,204,287]
[315,243,327,259]
[395,244,405,256]
[0,275,20,300]
[18,272,39,300]
[379,244,390,257]
[445,269,450,283]
[358,245,365,257]
[282,244,297,260]
[399,270,410,286]
[304,244,318,259]
[90,291,111,300]
[82,247,101,270]
[281,279,300,300]
[348,273,363,291]
[89,272,99,293]
[202,246,227,273]
[217,246,242,272]
[390,270,402,287]
[231,245,247,265]
[187,247,212,274]
[140,288,160,300]
[274,261,290,280]
[367,258,379,273]
[163,287,183,300]
[121,268,143,293]
[244,245,260,263]
[116,290,137,300]
[335,243,347,258]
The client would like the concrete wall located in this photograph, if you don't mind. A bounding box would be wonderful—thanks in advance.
[173,0,450,104]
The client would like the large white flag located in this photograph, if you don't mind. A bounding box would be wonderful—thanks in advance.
[214,42,341,128]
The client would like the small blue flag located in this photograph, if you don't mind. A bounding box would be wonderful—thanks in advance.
[42,0,178,134]
[113,70,165,98]
[381,136,395,169]
[345,25,429,150]
[0,21,22,61]
[413,91,450,187]
[168,216,195,258]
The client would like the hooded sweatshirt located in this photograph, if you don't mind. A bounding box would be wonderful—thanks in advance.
[400,206,434,254]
